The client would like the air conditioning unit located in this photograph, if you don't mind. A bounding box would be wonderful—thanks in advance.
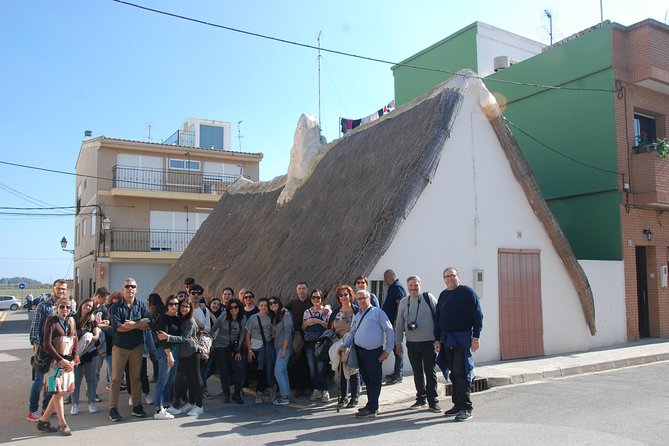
[494,56,519,72]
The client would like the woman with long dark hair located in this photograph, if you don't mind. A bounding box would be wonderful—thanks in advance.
[70,298,100,415]
[269,297,292,405]
[329,284,360,409]
[302,289,332,402]
[211,297,246,403]
[152,294,182,418]
[245,297,275,404]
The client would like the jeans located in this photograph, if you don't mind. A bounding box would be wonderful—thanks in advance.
[28,368,52,413]
[72,360,97,405]
[356,346,383,411]
[153,348,179,410]
[274,348,292,397]
[392,348,404,378]
[444,345,473,411]
[406,341,438,405]
[304,341,327,391]
[174,354,202,407]
[214,347,244,399]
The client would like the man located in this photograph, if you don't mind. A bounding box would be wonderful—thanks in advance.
[26,292,34,311]
[435,267,483,422]
[285,282,312,397]
[340,289,394,418]
[108,278,151,422]
[220,287,234,306]
[395,275,440,412]
[26,279,68,421]
[381,269,407,384]
[184,277,195,293]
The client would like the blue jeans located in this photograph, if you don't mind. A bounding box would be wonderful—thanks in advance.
[28,369,52,413]
[304,341,327,391]
[154,347,179,409]
[274,348,292,397]
[72,360,97,405]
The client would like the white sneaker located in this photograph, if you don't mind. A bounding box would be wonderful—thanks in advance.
[165,406,181,416]
[179,403,194,413]
[255,392,263,404]
[154,407,174,420]
[128,396,133,406]
[321,391,330,403]
[187,405,204,416]
[144,394,153,405]
[70,404,79,415]
[309,390,322,401]
[88,403,98,414]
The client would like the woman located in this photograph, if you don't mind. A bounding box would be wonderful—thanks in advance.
[201,297,224,399]
[270,297,292,405]
[147,293,166,383]
[152,295,182,419]
[37,297,79,436]
[354,275,380,307]
[302,289,332,402]
[70,298,100,415]
[328,285,360,409]
[211,298,246,404]
[102,291,122,389]
[161,298,204,416]
[220,287,234,306]
[245,297,275,404]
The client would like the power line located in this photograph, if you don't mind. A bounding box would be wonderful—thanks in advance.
[112,0,615,94]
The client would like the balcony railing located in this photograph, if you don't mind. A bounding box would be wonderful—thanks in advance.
[164,129,196,148]
[631,151,669,207]
[110,229,196,253]
[112,165,241,195]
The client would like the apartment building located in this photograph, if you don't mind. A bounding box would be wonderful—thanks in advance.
[72,118,263,299]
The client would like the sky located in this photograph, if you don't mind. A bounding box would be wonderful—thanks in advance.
[1,0,667,285]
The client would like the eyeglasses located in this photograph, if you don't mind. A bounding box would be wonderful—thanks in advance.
[58,305,71,310]
[167,302,179,307]
[356,297,369,301]
[190,290,202,295]
[269,301,278,305]
[124,284,137,289]
[338,293,349,297]
[229,305,239,310]
[444,274,458,278]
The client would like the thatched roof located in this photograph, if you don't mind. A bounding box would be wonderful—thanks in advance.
[153,70,595,335]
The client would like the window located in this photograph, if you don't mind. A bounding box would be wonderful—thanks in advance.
[168,159,201,171]
[200,124,224,150]
[634,113,657,146]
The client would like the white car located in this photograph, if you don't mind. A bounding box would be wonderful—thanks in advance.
[0,295,21,311]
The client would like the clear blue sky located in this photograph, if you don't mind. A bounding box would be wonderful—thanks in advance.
[1,0,666,286]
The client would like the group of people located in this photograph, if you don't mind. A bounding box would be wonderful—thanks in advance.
[27,267,483,436]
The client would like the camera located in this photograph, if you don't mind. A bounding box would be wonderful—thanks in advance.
[230,340,239,353]
[407,322,418,331]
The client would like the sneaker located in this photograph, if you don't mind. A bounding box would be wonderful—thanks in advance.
[409,400,427,409]
[273,397,290,406]
[179,403,194,413]
[26,411,40,422]
[386,376,403,385]
[355,408,377,418]
[94,394,103,403]
[309,389,322,401]
[443,405,459,417]
[88,403,98,414]
[428,403,442,413]
[455,410,473,421]
[154,408,174,420]
[321,391,330,403]
[165,406,182,416]
[337,397,349,409]
[131,405,147,418]
[345,398,359,409]
[202,390,213,400]
[187,405,204,416]
[109,407,122,422]
[255,392,263,404]
[58,425,72,436]
[37,419,58,433]
[70,404,79,415]
[144,394,153,405]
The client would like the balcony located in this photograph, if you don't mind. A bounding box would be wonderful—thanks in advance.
[110,229,196,253]
[112,166,241,195]
[632,151,669,208]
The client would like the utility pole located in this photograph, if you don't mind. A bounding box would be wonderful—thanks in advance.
[544,9,553,46]
[317,31,322,134]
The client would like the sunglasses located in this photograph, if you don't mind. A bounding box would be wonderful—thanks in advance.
[338,293,349,297]
[229,305,239,309]
[190,290,202,295]
[58,305,71,310]
[167,302,179,307]
[124,284,137,289]
[244,295,254,299]
[269,301,278,305]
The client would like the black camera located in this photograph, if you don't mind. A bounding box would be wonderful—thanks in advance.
[407,322,418,331]
[230,340,239,353]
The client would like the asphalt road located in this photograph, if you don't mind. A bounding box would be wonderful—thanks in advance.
[2,309,667,445]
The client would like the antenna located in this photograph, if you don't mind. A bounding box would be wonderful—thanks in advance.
[237,120,243,151]
[145,121,153,141]
[317,31,322,134]
[544,9,553,46]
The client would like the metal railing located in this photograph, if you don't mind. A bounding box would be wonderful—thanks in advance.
[164,129,196,147]
[110,229,196,253]
[112,165,241,194]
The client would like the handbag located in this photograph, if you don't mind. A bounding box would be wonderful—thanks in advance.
[304,309,326,342]
[47,368,63,393]
[191,330,213,361]
[31,345,51,374]
[314,335,333,361]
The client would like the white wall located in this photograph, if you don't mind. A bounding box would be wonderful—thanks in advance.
[371,78,592,364]
[476,23,545,76]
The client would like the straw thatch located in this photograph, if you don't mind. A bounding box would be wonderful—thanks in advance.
[153,70,596,336]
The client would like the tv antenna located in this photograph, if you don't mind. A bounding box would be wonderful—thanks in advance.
[237,120,243,151]
[544,9,553,46]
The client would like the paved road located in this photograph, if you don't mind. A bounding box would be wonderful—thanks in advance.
[2,309,667,445]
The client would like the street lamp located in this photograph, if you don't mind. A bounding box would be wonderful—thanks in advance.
[60,236,75,254]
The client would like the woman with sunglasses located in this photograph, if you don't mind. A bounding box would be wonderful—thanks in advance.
[152,295,182,419]
[245,297,275,403]
[159,298,203,416]
[37,297,79,436]
[302,289,332,402]
[269,297,292,405]
[211,298,247,403]
[70,298,101,415]
[329,285,360,409]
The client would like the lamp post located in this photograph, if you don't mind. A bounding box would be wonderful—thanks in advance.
[60,236,75,254]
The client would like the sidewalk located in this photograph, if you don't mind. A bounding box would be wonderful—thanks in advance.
[379,338,669,406]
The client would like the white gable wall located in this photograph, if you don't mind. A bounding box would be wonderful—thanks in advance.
[371,80,591,363]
